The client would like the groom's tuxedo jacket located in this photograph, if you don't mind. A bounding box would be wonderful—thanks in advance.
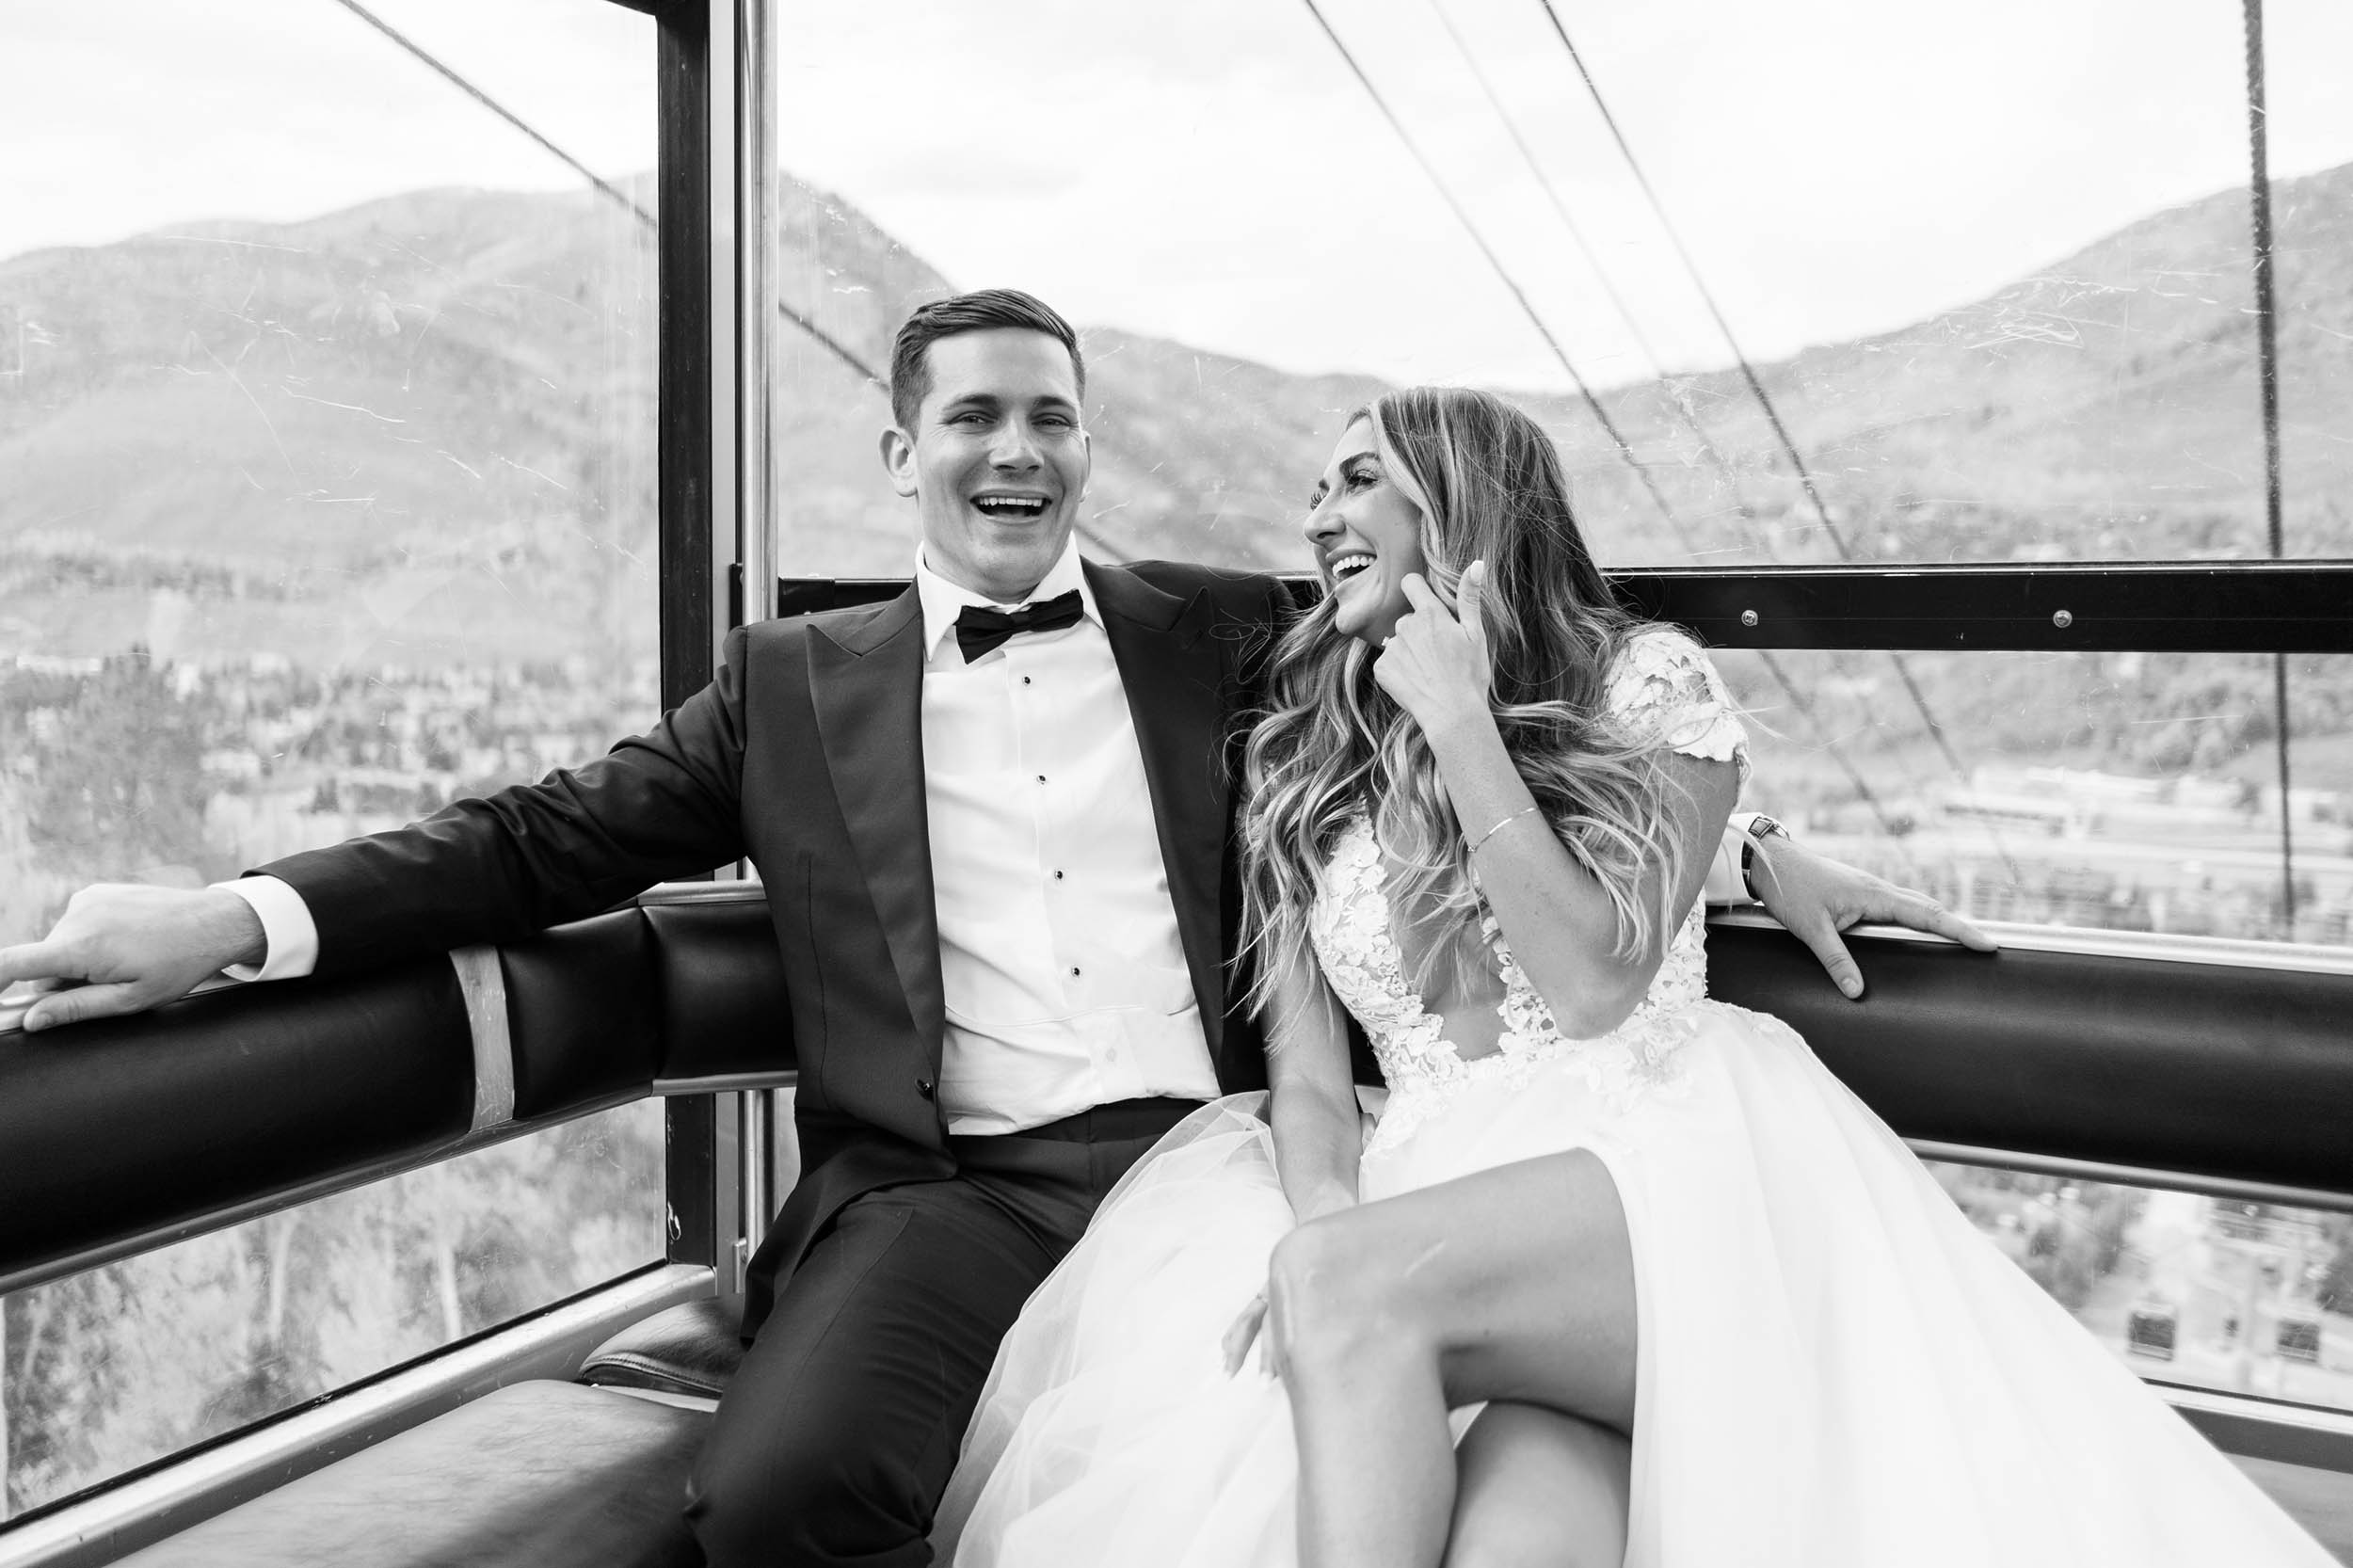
[261,558,1295,1330]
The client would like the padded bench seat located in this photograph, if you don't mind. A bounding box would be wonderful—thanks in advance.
[578,1300,2353,1565]
[580,1300,2353,1561]
[119,1302,2353,1565]
[117,1382,709,1568]
[578,1297,746,1400]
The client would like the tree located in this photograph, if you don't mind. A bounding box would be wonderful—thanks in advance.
[5,649,224,885]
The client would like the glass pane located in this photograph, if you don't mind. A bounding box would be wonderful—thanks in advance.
[764,0,2353,574]
[1718,648,2353,947]
[1928,1161,2353,1414]
[1,0,660,1517]
[1,1104,664,1520]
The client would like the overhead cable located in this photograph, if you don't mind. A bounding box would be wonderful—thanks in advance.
[1421,0,1756,529]
[1528,0,2013,880]
[326,0,883,392]
[1310,0,1912,850]
[1296,0,1684,534]
[2239,0,2296,926]
[1529,0,1837,549]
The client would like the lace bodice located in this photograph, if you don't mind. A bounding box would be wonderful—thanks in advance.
[1307,631,1746,1144]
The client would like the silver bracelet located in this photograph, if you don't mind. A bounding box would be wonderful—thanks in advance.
[1465,804,1543,856]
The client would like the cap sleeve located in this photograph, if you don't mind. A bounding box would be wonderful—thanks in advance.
[1601,630,1749,785]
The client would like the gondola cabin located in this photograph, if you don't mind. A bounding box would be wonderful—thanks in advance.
[4,0,2353,1562]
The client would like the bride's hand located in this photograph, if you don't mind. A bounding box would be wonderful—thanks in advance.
[1373,561,1493,739]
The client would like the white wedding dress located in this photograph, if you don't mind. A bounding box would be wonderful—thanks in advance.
[936,632,2334,1567]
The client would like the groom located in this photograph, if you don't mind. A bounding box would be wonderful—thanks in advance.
[0,289,1980,1566]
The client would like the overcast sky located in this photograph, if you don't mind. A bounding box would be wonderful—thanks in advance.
[5,0,2351,391]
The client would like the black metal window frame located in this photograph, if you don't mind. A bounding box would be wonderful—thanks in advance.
[769,562,2353,656]
[644,0,721,1271]
[1624,562,2353,654]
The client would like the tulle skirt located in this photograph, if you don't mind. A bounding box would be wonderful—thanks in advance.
[936,1000,2335,1567]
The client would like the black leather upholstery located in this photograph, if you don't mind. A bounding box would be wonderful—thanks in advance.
[13,893,2353,1300]
[645,899,797,1085]
[0,961,473,1287]
[113,1382,707,1568]
[18,892,2352,1568]
[0,892,802,1294]
[502,909,664,1122]
[579,1297,748,1398]
[1706,921,2353,1196]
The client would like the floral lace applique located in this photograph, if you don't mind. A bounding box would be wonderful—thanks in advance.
[1306,633,1745,1151]
[1309,816,1709,1153]
[1603,629,1750,785]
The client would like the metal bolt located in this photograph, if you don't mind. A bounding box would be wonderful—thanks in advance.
[1740,609,1759,628]
[2052,609,2074,629]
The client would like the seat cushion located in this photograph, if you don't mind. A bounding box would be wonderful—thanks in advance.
[118,1381,707,1568]
[579,1296,746,1400]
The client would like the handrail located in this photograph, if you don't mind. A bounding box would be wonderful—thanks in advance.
[9,888,2353,1307]
[0,884,794,1299]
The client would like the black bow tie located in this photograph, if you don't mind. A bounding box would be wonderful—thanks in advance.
[955,591,1084,664]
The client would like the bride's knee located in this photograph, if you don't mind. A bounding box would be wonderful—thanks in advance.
[1266,1208,1420,1369]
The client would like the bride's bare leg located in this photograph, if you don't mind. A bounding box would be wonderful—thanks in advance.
[1265,1150,1637,1568]
[1444,1404,1630,1568]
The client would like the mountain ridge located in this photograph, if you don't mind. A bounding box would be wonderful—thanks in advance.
[3,160,2349,670]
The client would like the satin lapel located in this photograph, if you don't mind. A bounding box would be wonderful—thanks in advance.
[1088,562,1231,1054]
[808,588,945,1048]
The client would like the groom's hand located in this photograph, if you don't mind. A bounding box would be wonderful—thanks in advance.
[0,885,265,1032]
[1222,1291,1272,1380]
[1747,834,1996,1000]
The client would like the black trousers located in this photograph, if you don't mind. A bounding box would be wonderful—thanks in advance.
[684,1096,1204,1568]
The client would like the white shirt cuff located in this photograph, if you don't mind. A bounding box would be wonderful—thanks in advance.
[212,876,321,983]
[1703,817,1760,906]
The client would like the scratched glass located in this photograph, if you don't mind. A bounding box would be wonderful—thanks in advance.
[0,0,662,1520]
[760,0,2353,575]
[1923,1164,2353,1422]
[1714,648,2353,951]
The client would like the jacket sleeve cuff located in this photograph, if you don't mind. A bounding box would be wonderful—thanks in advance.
[211,875,321,982]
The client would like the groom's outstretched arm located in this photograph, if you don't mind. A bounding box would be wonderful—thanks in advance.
[2,629,761,1032]
[1732,826,1996,1000]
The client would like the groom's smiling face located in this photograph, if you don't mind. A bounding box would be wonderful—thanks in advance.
[882,328,1091,603]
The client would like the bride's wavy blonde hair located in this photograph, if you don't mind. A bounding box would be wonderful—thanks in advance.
[1239,386,1691,1016]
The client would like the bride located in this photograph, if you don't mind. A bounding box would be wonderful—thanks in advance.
[935,387,2334,1567]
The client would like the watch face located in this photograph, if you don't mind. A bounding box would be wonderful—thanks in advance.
[1749,814,1785,840]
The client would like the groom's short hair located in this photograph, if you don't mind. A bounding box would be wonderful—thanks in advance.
[888,289,1085,432]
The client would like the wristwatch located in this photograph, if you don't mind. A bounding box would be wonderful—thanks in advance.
[1739,813,1789,902]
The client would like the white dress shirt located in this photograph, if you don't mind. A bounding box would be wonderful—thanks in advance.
[910,538,1219,1132]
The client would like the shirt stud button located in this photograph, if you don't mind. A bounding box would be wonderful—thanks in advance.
[1020,675,1032,685]
[1069,966,1081,978]
[916,1076,936,1099]
[1036,775,1047,784]
[1052,870,1064,880]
